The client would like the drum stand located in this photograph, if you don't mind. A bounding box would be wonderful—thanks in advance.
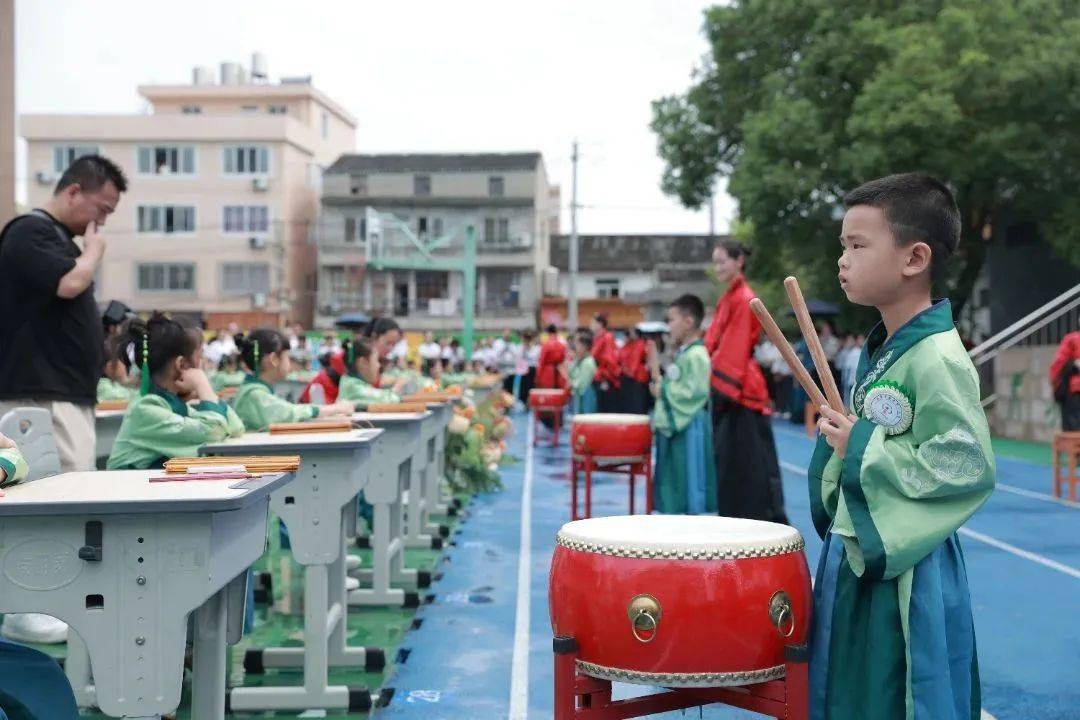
[552,637,809,720]
[570,452,653,520]
[532,405,566,447]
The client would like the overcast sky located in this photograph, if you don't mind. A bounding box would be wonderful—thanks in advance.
[15,0,737,234]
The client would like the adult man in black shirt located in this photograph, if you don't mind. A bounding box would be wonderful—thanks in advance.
[0,155,126,474]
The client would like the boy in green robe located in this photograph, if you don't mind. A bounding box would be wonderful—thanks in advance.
[809,173,995,720]
[108,314,245,470]
[231,329,354,431]
[0,434,28,488]
[649,294,717,514]
[567,330,598,415]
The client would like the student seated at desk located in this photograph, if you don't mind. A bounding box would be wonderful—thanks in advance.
[107,313,244,470]
[338,338,409,406]
[96,334,137,403]
[232,329,353,431]
[210,353,246,393]
[0,436,80,720]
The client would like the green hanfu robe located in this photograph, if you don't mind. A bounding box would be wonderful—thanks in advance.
[807,300,995,720]
[568,356,598,415]
[338,373,401,406]
[106,386,245,470]
[653,340,717,514]
[96,377,136,403]
[210,370,246,393]
[0,445,28,488]
[232,375,319,432]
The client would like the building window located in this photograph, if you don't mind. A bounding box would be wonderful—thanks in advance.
[484,217,510,245]
[484,270,520,308]
[321,111,329,139]
[221,263,270,295]
[223,205,269,233]
[268,104,287,115]
[181,105,202,114]
[223,145,270,175]
[137,263,195,292]
[417,216,428,238]
[433,217,444,238]
[488,176,504,198]
[137,205,196,234]
[349,174,367,195]
[596,278,620,299]
[52,145,98,173]
[414,174,431,197]
[415,271,449,311]
[137,145,195,175]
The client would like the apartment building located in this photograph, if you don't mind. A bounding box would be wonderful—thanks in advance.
[20,56,356,328]
[317,153,558,332]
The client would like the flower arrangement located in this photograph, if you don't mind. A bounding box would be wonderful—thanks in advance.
[444,389,514,494]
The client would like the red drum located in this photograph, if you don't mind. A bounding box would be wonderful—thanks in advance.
[549,515,811,687]
[529,388,570,409]
[571,413,651,463]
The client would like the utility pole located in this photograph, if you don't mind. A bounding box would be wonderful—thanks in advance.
[708,190,715,238]
[568,140,579,332]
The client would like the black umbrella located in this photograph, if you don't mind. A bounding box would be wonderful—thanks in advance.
[784,299,839,317]
[334,311,372,329]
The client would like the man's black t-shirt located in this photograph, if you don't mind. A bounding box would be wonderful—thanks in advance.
[0,210,103,406]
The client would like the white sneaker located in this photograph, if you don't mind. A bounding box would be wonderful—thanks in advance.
[346,555,361,571]
[1,613,68,644]
[345,576,360,591]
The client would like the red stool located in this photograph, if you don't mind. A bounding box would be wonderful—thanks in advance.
[529,389,570,447]
[1052,431,1080,501]
[569,414,653,520]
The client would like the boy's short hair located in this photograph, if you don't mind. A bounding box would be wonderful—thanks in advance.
[55,154,128,195]
[669,294,705,328]
[843,173,960,284]
[575,329,594,351]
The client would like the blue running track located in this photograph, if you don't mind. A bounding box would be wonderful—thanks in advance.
[379,411,1079,719]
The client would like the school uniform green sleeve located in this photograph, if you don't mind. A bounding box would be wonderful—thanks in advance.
[568,357,597,396]
[654,344,711,436]
[339,374,401,405]
[97,378,136,402]
[233,383,319,432]
[107,395,240,469]
[0,446,28,488]
[826,339,995,581]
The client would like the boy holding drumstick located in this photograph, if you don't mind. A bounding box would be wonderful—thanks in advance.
[808,174,995,719]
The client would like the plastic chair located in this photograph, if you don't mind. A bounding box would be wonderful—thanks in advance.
[0,408,61,482]
[0,639,79,719]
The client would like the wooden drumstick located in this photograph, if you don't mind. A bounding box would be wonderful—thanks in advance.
[783,277,846,413]
[749,298,830,411]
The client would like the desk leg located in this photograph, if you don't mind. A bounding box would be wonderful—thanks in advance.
[406,446,438,549]
[349,499,410,607]
[192,587,227,720]
[65,630,95,708]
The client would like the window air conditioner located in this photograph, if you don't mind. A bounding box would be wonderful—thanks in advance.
[249,236,267,250]
[251,177,270,192]
[35,171,56,186]
[252,292,267,308]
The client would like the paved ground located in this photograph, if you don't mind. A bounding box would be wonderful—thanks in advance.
[382,411,1079,720]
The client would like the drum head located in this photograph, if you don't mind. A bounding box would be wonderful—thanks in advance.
[557,515,802,559]
[571,413,650,426]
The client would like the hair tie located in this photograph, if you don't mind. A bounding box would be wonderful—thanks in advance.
[253,339,261,376]
[346,339,355,367]
[139,334,151,396]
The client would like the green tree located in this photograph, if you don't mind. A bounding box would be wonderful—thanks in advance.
[652,0,1080,323]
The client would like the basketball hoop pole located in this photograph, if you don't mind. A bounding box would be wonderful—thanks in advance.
[462,224,476,362]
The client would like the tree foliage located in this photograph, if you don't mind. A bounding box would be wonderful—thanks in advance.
[652,0,1080,326]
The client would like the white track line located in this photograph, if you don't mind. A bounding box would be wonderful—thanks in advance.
[508,416,535,719]
[778,461,1080,581]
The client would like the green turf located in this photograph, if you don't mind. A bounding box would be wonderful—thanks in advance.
[19,494,472,719]
[991,435,1052,466]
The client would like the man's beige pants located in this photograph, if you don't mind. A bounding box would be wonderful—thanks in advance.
[0,399,95,473]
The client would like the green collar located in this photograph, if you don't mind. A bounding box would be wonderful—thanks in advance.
[852,299,954,412]
[676,338,704,357]
[150,384,189,417]
[243,373,274,391]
